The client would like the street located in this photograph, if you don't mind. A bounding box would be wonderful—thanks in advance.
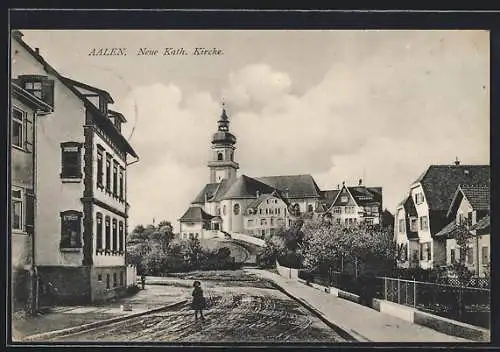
[50,271,347,342]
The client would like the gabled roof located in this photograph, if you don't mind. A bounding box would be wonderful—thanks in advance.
[109,109,127,122]
[412,165,490,211]
[179,206,214,222]
[222,175,278,200]
[246,192,286,210]
[12,31,138,159]
[348,186,382,206]
[434,220,459,239]
[60,76,114,103]
[447,184,490,218]
[256,174,321,199]
[318,189,340,210]
[192,183,220,204]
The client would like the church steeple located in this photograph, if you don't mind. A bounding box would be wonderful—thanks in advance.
[208,104,239,183]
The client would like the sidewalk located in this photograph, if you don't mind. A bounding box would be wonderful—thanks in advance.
[246,269,472,343]
[12,285,189,341]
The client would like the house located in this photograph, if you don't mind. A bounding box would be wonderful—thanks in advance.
[11,82,53,313]
[179,107,383,239]
[11,31,139,304]
[434,184,490,277]
[394,161,490,270]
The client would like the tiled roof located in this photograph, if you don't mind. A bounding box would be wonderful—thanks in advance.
[434,220,458,239]
[246,193,284,210]
[318,189,340,210]
[415,165,490,211]
[470,215,490,232]
[461,185,490,211]
[222,175,278,200]
[179,206,214,222]
[348,186,382,206]
[212,178,236,202]
[191,183,220,204]
[256,174,321,199]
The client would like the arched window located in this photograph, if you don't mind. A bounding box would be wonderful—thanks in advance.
[308,204,314,213]
[223,205,227,215]
[217,152,223,161]
[233,203,240,215]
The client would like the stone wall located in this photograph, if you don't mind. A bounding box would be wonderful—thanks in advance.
[38,266,91,306]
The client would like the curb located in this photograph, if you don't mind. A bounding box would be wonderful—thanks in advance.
[266,280,364,342]
[21,299,188,342]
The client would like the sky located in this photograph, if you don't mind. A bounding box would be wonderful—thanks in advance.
[20,30,490,232]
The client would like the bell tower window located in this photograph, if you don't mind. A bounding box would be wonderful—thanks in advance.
[217,152,223,161]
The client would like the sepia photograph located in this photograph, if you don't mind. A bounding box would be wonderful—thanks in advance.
[9,25,490,345]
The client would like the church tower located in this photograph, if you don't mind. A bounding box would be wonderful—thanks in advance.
[208,105,239,183]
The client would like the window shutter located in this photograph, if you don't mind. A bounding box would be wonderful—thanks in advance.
[42,79,55,107]
[24,116,33,152]
[25,190,35,234]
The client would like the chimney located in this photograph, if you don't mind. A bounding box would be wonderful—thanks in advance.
[35,48,40,55]
[337,184,340,190]
[256,190,260,198]
[454,157,460,166]
[342,181,345,187]
[359,178,362,186]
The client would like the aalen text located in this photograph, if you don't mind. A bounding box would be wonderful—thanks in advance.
[87,47,224,56]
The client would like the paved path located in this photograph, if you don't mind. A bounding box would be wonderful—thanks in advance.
[48,272,346,343]
[246,269,472,343]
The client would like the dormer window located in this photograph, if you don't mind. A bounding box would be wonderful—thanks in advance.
[17,75,55,107]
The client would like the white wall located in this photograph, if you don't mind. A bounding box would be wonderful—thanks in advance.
[410,184,433,269]
[13,40,88,266]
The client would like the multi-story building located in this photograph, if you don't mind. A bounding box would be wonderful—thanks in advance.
[10,81,53,313]
[394,161,490,270]
[11,31,138,304]
[179,107,383,239]
[434,184,490,277]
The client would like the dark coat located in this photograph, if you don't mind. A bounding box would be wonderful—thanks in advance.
[191,287,206,310]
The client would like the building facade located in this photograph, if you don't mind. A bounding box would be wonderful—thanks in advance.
[179,108,383,239]
[11,82,52,313]
[11,31,138,304]
[394,161,490,270]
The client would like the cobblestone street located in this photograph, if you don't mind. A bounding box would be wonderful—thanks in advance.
[50,271,346,343]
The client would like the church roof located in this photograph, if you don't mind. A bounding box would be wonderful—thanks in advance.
[256,174,321,199]
[222,175,278,200]
[178,206,214,223]
[192,183,220,204]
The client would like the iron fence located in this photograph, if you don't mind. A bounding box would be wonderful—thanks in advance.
[379,276,490,328]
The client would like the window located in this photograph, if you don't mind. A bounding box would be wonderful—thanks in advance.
[112,219,117,251]
[265,208,268,215]
[365,218,374,225]
[341,196,348,203]
[119,168,124,200]
[260,219,266,226]
[420,243,424,261]
[113,162,118,196]
[482,246,489,265]
[419,216,428,231]
[346,206,355,214]
[12,108,24,148]
[259,209,262,215]
[277,208,281,215]
[233,203,240,215]
[105,216,111,250]
[119,221,124,252]
[308,204,314,212]
[60,142,83,179]
[24,81,43,99]
[399,219,405,233]
[270,218,274,226]
[467,212,473,227]
[426,243,432,260]
[217,152,223,161]
[113,273,117,287]
[106,274,110,289]
[120,271,124,286]
[12,188,23,231]
[450,249,456,263]
[334,207,342,214]
[60,210,82,248]
[467,247,474,265]
[247,220,253,227]
[415,193,425,205]
[336,218,341,224]
[372,206,378,213]
[96,212,103,251]
[223,205,226,215]
[97,147,104,188]
[105,154,112,192]
[410,218,418,232]
[97,273,102,281]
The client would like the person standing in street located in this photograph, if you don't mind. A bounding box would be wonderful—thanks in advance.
[192,280,206,321]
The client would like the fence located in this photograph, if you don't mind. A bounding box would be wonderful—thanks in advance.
[380,276,490,328]
[126,265,138,288]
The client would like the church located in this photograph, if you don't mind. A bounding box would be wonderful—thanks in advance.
[178,107,383,240]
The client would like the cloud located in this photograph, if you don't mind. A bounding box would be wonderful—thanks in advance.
[121,34,488,230]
